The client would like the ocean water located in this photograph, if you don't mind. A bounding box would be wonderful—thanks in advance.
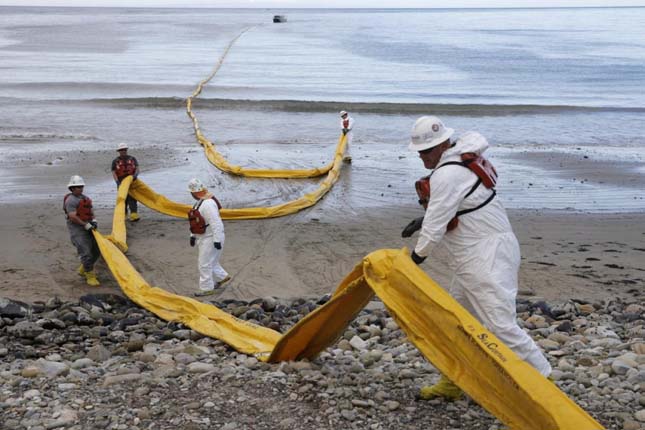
[0,6,644,211]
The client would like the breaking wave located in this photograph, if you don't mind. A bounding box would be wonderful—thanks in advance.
[0,132,99,141]
[79,97,645,116]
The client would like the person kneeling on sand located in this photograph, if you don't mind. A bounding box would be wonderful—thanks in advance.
[111,142,140,222]
[63,175,101,287]
[402,116,552,400]
[187,178,231,297]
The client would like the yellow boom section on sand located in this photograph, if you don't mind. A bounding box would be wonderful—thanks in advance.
[122,135,346,221]
[98,212,603,430]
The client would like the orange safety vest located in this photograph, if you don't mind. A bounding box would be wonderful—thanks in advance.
[63,194,94,222]
[188,196,222,234]
[415,153,497,232]
[114,157,136,179]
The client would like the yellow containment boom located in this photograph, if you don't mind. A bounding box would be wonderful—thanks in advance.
[269,249,604,430]
[95,231,280,356]
[97,194,602,429]
[105,176,134,253]
[125,134,346,221]
[186,27,336,179]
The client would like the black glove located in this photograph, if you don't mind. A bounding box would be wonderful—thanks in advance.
[214,242,222,250]
[342,129,348,135]
[190,236,196,247]
[402,217,424,238]
[411,251,426,265]
[84,222,96,231]
[90,220,98,230]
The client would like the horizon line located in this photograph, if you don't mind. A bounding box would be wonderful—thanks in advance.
[1,4,645,9]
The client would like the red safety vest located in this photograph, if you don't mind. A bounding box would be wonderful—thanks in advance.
[114,157,136,179]
[415,153,497,232]
[63,194,94,222]
[188,196,222,234]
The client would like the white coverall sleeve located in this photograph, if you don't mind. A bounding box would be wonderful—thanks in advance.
[414,166,477,257]
[200,199,224,243]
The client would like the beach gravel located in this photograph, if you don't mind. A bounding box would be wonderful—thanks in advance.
[1,293,643,429]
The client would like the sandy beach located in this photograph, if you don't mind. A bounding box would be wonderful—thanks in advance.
[1,136,643,306]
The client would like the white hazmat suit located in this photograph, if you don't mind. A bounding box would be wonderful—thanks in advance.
[414,132,552,376]
[340,115,354,141]
[340,114,354,160]
[191,197,228,292]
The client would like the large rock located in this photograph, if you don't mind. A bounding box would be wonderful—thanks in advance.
[584,326,619,339]
[7,321,44,339]
[349,335,368,351]
[0,297,31,319]
[187,362,215,373]
[612,357,638,375]
[45,408,78,429]
[633,410,645,422]
[102,373,142,387]
[35,359,70,378]
[86,344,111,362]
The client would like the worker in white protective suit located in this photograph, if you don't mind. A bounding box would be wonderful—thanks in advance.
[340,110,354,163]
[187,178,230,297]
[403,116,552,401]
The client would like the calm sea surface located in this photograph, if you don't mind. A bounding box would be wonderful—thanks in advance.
[0,6,644,211]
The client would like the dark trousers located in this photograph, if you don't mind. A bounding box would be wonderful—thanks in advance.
[125,195,138,214]
[116,181,138,214]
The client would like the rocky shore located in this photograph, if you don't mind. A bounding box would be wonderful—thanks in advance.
[1,294,643,430]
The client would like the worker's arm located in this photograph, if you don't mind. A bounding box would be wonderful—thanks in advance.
[111,159,119,184]
[200,199,224,243]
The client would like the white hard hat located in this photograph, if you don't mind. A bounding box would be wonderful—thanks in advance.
[409,116,454,152]
[188,178,206,193]
[67,175,85,188]
[339,110,348,117]
[116,142,128,151]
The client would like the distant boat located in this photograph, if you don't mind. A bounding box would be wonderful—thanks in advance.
[273,15,287,23]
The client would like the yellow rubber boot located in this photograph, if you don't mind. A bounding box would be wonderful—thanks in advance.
[419,375,463,401]
[77,264,86,276]
[129,212,140,222]
[85,271,100,287]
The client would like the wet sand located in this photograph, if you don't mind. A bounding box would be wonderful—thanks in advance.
[1,189,643,305]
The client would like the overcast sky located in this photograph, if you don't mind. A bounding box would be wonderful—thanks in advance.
[1,0,644,7]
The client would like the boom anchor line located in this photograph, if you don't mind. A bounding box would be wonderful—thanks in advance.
[95,30,603,430]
